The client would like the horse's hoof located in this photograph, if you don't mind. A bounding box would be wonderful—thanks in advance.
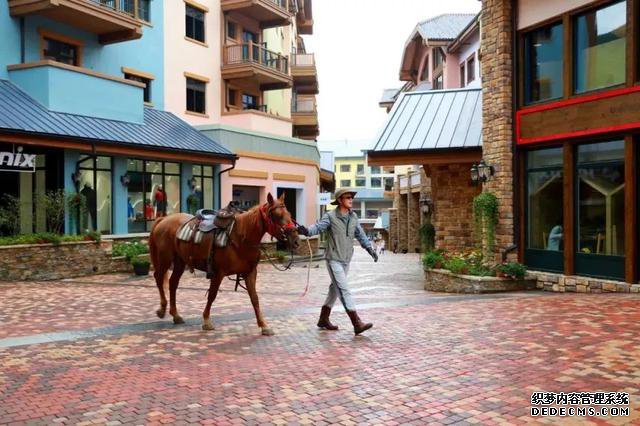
[173,316,185,325]
[156,308,166,319]
[202,322,215,331]
[261,328,275,336]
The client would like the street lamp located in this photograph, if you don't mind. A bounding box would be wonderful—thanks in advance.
[470,160,495,185]
[419,196,433,215]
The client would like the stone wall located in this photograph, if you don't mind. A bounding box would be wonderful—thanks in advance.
[388,208,398,252]
[429,164,481,252]
[531,271,640,293]
[425,268,536,293]
[398,193,408,253]
[0,241,131,281]
[480,0,515,261]
[407,191,420,253]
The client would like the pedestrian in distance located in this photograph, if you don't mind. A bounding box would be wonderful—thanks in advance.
[297,188,378,335]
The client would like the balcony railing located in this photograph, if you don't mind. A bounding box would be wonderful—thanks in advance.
[292,96,316,113]
[243,104,268,113]
[223,42,289,75]
[291,53,315,67]
[90,0,136,17]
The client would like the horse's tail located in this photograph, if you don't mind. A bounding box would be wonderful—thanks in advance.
[148,216,165,269]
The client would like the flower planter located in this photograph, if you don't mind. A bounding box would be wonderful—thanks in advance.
[424,268,537,294]
[133,263,150,276]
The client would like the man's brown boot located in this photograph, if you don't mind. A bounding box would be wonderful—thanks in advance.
[317,306,339,330]
[347,310,373,335]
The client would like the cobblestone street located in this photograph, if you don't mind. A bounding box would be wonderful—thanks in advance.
[2,250,640,425]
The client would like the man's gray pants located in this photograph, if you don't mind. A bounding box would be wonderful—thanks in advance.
[324,260,356,311]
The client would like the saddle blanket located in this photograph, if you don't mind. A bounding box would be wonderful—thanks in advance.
[176,220,234,248]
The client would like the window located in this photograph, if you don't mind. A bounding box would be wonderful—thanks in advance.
[242,94,259,111]
[366,209,379,219]
[125,74,152,103]
[459,63,466,88]
[384,177,395,191]
[355,178,366,187]
[356,164,364,175]
[371,177,382,188]
[466,55,476,84]
[574,0,626,94]
[370,166,381,175]
[186,77,206,114]
[420,56,429,81]
[433,74,443,90]
[77,156,112,234]
[190,165,214,213]
[227,88,238,107]
[523,22,564,104]
[138,0,151,21]
[340,179,351,187]
[43,37,79,66]
[340,164,351,172]
[185,5,205,42]
[577,141,624,257]
[433,48,444,69]
[227,20,237,40]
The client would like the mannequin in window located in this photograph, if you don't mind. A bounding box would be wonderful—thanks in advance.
[80,183,97,230]
[547,225,563,251]
[127,197,135,221]
[154,185,167,217]
[144,198,154,220]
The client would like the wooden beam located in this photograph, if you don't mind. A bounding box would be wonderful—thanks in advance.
[518,151,526,263]
[628,0,638,86]
[562,14,572,99]
[625,135,637,283]
[563,142,575,275]
[273,173,305,182]
[228,169,269,179]
[367,149,482,166]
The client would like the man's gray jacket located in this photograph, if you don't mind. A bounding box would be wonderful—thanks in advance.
[307,208,372,263]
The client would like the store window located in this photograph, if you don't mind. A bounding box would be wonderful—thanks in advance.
[76,156,112,234]
[523,22,563,104]
[189,165,214,213]
[127,160,181,233]
[232,185,260,211]
[574,0,626,94]
[185,5,205,43]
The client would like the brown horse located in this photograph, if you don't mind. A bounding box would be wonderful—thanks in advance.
[148,192,300,336]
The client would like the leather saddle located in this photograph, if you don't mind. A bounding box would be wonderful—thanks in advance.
[196,203,238,232]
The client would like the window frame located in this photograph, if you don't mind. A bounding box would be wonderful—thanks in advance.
[185,3,206,44]
[459,63,466,88]
[185,75,207,115]
[466,53,476,85]
[39,29,83,67]
[123,68,155,104]
[340,164,351,173]
[340,179,351,187]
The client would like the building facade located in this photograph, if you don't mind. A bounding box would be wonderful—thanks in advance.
[370,13,482,254]
[0,0,235,236]
[162,0,321,225]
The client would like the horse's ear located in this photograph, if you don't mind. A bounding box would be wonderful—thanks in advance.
[279,192,286,202]
[267,193,274,205]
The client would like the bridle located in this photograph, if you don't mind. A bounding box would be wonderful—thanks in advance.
[259,202,298,243]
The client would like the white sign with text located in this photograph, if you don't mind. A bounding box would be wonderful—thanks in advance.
[0,146,36,173]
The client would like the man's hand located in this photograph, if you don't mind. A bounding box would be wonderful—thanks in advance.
[297,225,309,236]
[366,247,378,262]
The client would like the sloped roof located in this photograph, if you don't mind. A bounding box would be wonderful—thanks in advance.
[371,88,482,153]
[380,88,401,105]
[0,79,234,158]
[417,13,477,41]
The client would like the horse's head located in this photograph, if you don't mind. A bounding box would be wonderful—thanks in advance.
[262,192,300,250]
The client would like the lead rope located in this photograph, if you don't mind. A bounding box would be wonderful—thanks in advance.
[300,237,313,298]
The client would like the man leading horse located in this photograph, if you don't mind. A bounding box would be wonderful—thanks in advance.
[297,188,378,335]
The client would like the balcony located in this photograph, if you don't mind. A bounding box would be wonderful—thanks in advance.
[295,0,313,34]
[221,0,291,28]
[8,0,143,44]
[292,95,319,140]
[222,42,292,91]
[291,53,318,94]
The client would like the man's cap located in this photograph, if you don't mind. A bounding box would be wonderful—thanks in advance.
[330,188,357,206]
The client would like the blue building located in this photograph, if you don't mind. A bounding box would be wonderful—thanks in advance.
[0,0,235,236]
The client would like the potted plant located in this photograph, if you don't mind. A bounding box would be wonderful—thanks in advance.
[131,257,151,276]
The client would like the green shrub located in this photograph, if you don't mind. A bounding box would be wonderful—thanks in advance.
[422,250,445,269]
[37,190,66,234]
[112,241,149,260]
[0,194,20,236]
[497,262,527,280]
[418,222,435,251]
[130,256,150,267]
[274,250,289,262]
[443,256,469,275]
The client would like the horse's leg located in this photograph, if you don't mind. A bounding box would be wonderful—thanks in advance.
[154,269,169,318]
[245,267,273,336]
[169,257,186,325]
[202,272,224,331]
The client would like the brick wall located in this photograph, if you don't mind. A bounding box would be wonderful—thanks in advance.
[480,0,515,260]
[398,193,408,253]
[388,208,398,252]
[429,164,481,252]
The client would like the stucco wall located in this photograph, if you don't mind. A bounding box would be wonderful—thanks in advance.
[518,0,594,29]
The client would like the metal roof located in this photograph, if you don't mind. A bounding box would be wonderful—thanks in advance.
[0,79,234,158]
[380,88,401,104]
[417,13,477,41]
[371,88,482,153]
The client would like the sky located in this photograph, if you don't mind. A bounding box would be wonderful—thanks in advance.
[305,0,481,147]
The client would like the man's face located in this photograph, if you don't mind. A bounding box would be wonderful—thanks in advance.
[339,194,354,209]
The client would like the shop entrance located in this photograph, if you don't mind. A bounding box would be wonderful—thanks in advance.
[0,144,63,236]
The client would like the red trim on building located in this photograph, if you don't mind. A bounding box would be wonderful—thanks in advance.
[516,86,640,145]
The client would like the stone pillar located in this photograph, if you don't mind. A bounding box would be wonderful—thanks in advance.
[388,208,398,251]
[398,193,408,253]
[407,190,420,253]
[481,0,515,259]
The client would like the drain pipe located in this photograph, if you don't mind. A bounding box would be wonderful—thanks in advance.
[217,160,236,209]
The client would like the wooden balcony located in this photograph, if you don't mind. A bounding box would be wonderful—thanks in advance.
[291,53,318,94]
[8,0,143,44]
[221,0,291,29]
[295,0,313,34]
[292,95,319,140]
[222,42,292,91]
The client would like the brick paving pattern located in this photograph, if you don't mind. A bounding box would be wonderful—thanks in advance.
[1,251,640,425]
